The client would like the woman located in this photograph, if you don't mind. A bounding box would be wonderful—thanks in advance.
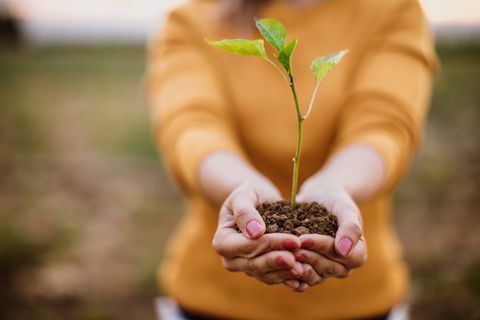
[147,0,437,318]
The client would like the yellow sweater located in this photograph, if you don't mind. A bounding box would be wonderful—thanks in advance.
[147,0,437,318]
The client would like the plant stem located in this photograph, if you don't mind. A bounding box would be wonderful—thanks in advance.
[289,75,303,208]
[303,81,320,120]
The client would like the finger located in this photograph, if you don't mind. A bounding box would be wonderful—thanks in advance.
[330,198,363,257]
[258,262,309,287]
[338,237,368,269]
[294,249,350,278]
[297,263,324,286]
[299,234,366,270]
[283,279,301,290]
[223,251,296,276]
[259,269,300,285]
[212,229,300,259]
[299,234,335,255]
[253,261,305,285]
[290,261,305,277]
[254,180,282,203]
[229,191,266,239]
[295,282,309,293]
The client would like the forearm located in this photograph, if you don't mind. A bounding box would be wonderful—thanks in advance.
[198,151,267,205]
[306,143,386,203]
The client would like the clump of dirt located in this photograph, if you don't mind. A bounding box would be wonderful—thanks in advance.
[256,201,338,237]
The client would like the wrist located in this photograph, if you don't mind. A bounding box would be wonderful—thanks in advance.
[300,171,357,201]
[305,144,386,203]
[198,151,267,205]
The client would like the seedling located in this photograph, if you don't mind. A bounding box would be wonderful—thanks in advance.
[207,18,347,208]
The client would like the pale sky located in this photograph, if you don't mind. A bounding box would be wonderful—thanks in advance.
[420,0,480,25]
[5,0,479,43]
[7,0,479,25]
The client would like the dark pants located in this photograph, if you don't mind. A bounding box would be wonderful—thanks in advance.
[179,306,390,320]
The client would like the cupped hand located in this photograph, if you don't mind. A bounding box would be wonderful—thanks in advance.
[292,180,367,288]
[212,178,308,290]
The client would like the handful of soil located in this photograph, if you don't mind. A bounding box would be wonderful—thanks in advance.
[256,201,338,237]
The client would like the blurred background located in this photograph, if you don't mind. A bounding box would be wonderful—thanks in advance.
[0,0,479,319]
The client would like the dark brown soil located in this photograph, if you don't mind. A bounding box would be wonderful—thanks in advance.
[256,201,338,237]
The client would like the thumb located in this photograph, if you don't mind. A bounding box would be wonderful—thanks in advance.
[332,202,363,257]
[230,192,266,240]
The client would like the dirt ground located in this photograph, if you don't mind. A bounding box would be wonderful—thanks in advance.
[0,43,479,319]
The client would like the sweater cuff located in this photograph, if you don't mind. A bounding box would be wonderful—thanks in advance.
[331,130,412,194]
[173,128,245,194]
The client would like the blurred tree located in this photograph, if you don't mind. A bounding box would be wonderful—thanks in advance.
[0,1,21,47]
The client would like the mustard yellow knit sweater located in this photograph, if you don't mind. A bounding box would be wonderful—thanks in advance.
[148,0,437,318]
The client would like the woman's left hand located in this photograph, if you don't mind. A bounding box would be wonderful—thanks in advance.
[287,179,368,291]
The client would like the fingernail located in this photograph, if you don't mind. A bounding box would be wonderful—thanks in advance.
[291,263,303,276]
[284,280,300,289]
[337,237,353,257]
[301,269,311,279]
[290,269,300,277]
[282,239,299,250]
[275,256,289,268]
[295,253,307,263]
[301,239,314,249]
[246,220,262,238]
[295,282,309,292]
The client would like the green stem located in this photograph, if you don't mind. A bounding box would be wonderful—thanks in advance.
[289,75,303,208]
[303,81,320,120]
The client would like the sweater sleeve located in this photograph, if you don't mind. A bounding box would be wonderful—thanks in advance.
[147,10,245,195]
[331,0,438,193]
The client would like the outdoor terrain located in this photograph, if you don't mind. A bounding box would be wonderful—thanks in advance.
[0,43,479,319]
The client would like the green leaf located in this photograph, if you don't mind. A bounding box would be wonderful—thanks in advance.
[255,18,286,52]
[311,49,348,82]
[278,38,297,74]
[206,39,267,58]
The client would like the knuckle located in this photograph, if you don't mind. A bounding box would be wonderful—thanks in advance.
[301,267,311,280]
[222,258,236,272]
[349,223,363,240]
[310,256,325,272]
[301,265,317,284]
[337,269,352,278]
[352,251,368,269]
[226,193,237,208]
[212,234,225,256]
[235,206,249,222]
[331,197,350,214]
[254,188,267,202]
[336,270,350,278]
[239,241,257,258]
[323,264,338,277]
[245,258,258,276]
[256,239,272,256]
[258,275,276,286]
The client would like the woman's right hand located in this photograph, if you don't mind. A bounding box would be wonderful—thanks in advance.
[212,178,308,290]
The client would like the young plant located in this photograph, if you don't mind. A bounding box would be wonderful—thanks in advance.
[207,18,347,208]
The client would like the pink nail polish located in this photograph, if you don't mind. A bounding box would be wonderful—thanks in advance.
[295,253,307,263]
[301,239,314,249]
[284,280,300,289]
[302,269,311,279]
[290,269,300,277]
[295,282,309,292]
[246,220,262,238]
[337,237,353,257]
[276,256,288,268]
[283,239,299,250]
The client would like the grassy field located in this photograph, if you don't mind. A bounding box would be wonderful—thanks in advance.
[0,43,479,319]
